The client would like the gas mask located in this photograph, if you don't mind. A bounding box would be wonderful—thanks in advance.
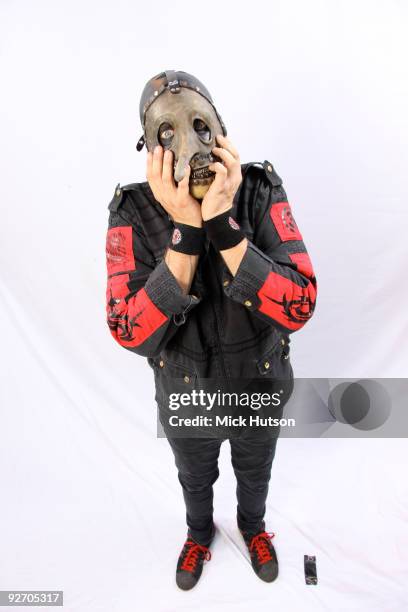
[136,70,228,200]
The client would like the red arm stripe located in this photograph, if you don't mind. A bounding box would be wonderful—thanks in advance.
[288,251,315,278]
[107,277,168,347]
[257,271,317,331]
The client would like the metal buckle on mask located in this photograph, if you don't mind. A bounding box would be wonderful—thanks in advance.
[164,70,181,94]
[136,134,145,151]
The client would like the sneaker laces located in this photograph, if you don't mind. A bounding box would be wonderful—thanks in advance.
[180,539,212,573]
[249,531,275,565]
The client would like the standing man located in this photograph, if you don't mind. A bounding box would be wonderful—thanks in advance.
[105,70,317,590]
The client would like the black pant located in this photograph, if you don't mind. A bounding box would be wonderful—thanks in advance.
[166,435,279,546]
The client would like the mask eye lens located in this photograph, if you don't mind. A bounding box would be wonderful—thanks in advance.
[194,118,211,142]
[158,122,174,147]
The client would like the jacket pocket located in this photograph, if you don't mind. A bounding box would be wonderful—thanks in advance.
[281,335,291,360]
[152,356,197,387]
[256,337,289,377]
[153,357,198,412]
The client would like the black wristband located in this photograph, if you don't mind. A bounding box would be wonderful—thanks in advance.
[168,222,206,255]
[203,210,246,251]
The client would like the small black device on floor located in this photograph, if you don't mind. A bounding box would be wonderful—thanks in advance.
[304,555,318,585]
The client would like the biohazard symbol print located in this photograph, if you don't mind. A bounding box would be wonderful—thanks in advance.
[107,287,145,342]
[270,202,303,242]
[265,292,316,326]
[258,269,317,330]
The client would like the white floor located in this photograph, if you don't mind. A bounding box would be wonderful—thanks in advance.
[0,355,406,612]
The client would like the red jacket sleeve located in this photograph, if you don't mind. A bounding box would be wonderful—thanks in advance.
[222,166,317,334]
[106,208,200,358]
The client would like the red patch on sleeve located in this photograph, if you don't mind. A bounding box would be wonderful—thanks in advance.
[288,252,314,279]
[270,202,303,242]
[106,226,135,275]
[107,282,168,347]
[257,271,316,330]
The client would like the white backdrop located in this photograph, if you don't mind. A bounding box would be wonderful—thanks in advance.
[1,1,407,610]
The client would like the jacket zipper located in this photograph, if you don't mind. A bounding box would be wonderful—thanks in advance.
[207,245,228,380]
[210,299,228,379]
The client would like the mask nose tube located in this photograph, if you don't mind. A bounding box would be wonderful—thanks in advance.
[173,130,196,183]
[174,154,190,183]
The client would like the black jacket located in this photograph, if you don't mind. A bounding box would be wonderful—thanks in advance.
[105,160,317,410]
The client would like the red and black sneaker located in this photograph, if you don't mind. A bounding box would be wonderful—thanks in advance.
[241,529,279,582]
[176,534,213,590]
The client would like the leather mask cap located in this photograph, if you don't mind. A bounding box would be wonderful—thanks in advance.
[137,70,228,200]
